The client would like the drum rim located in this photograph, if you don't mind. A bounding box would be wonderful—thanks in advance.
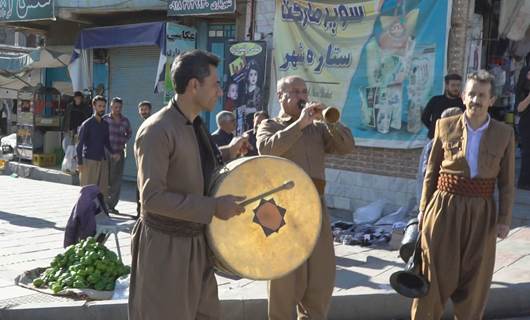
[206,155,322,280]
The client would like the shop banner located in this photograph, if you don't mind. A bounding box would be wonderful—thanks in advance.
[274,0,449,148]
[164,23,197,103]
[168,0,235,16]
[223,41,267,135]
[0,0,54,22]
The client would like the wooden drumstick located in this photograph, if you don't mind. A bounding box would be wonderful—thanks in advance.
[239,180,295,207]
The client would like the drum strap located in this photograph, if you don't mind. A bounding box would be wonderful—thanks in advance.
[312,178,326,195]
[142,213,205,237]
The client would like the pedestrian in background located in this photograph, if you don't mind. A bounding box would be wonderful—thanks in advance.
[135,100,152,218]
[421,74,465,139]
[76,96,119,198]
[211,110,235,147]
[63,91,91,142]
[103,97,132,214]
[244,110,268,156]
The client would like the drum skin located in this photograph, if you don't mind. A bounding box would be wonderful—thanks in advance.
[207,155,322,280]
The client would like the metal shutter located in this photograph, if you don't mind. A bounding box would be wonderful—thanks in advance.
[108,46,164,180]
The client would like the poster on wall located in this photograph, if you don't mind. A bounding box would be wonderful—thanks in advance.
[164,23,197,103]
[224,41,267,135]
[274,0,450,148]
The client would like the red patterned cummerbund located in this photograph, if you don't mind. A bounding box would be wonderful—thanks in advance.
[437,173,495,198]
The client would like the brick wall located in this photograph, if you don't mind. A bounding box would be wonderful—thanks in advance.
[326,148,422,180]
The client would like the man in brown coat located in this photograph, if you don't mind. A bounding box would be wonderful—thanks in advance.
[413,70,515,319]
[257,76,355,319]
[129,50,250,320]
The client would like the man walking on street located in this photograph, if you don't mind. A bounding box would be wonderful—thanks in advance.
[76,96,119,198]
[257,76,355,320]
[421,74,465,139]
[211,110,235,147]
[135,100,152,218]
[413,70,514,319]
[129,49,251,320]
[103,97,132,214]
[63,91,91,139]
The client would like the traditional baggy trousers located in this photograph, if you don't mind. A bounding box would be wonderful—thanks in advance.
[411,190,497,320]
[268,203,336,320]
[128,219,219,320]
[79,159,108,198]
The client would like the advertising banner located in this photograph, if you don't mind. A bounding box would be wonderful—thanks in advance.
[224,41,268,135]
[274,0,449,148]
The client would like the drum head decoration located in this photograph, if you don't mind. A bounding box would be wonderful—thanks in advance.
[207,156,322,280]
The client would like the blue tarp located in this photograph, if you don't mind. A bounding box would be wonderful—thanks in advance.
[69,22,167,92]
[70,22,166,62]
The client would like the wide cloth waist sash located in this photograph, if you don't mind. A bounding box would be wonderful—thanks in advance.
[142,212,205,237]
[437,173,495,198]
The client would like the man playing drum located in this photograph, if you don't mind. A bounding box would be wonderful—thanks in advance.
[257,76,355,319]
[413,70,514,319]
[129,50,250,320]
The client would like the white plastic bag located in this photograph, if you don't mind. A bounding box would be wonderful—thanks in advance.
[374,207,408,226]
[61,145,77,173]
[353,199,386,225]
[62,134,73,152]
[112,274,130,300]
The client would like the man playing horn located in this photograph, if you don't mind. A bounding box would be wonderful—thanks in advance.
[257,75,355,319]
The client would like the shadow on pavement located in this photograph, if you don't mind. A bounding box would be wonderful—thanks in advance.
[0,210,64,231]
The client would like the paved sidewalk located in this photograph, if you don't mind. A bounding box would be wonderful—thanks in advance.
[0,175,529,319]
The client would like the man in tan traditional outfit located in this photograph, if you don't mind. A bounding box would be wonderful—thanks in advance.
[257,76,355,319]
[129,50,250,320]
[413,70,514,319]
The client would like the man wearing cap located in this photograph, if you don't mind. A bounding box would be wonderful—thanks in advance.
[63,91,91,139]
[413,70,514,319]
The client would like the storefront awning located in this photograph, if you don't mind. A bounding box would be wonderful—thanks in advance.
[68,21,166,92]
[0,47,70,74]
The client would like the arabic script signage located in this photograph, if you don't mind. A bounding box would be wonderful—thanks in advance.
[0,0,54,22]
[164,23,197,103]
[168,0,235,16]
[274,0,450,148]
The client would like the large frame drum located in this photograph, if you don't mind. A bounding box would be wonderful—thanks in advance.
[207,156,322,280]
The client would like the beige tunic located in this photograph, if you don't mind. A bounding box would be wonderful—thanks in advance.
[129,104,225,320]
[257,115,355,320]
[412,114,515,319]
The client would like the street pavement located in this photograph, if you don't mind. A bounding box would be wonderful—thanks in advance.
[0,173,529,319]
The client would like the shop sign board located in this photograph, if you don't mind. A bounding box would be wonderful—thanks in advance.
[168,0,235,16]
[0,0,55,22]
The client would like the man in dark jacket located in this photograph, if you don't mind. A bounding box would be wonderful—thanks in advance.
[244,110,269,156]
[63,91,92,137]
[421,74,465,139]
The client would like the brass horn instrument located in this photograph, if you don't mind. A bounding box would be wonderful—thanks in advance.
[298,100,341,123]
[389,236,430,298]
